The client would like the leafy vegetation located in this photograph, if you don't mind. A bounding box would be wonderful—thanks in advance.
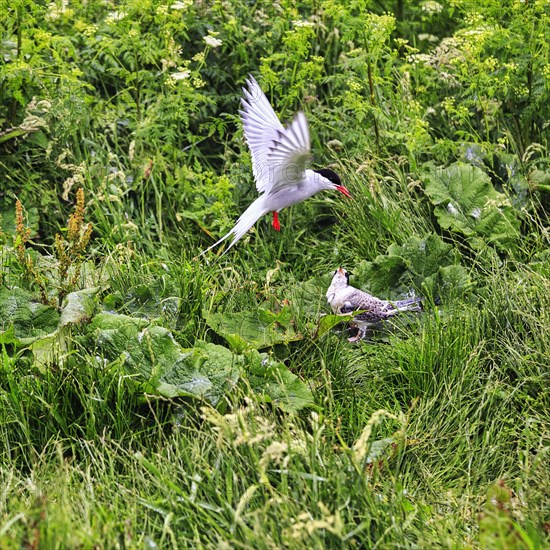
[1,0,549,547]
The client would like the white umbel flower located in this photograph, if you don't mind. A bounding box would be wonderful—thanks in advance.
[170,70,190,81]
[203,35,222,48]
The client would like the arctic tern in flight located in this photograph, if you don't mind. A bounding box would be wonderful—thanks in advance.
[200,75,351,256]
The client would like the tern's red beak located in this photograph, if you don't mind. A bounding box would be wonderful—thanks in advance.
[336,185,352,198]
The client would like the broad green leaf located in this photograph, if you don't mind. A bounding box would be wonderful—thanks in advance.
[91,313,239,405]
[352,410,406,466]
[222,333,250,355]
[423,163,520,252]
[0,287,59,345]
[353,234,458,296]
[30,333,65,372]
[0,324,16,345]
[91,312,149,332]
[314,313,353,339]
[122,283,180,321]
[244,349,314,413]
[290,275,332,317]
[386,234,457,279]
[157,341,241,405]
[354,255,406,297]
[529,168,550,193]
[364,437,396,464]
[422,265,474,302]
[59,287,99,328]
[204,306,302,350]
[90,313,149,374]
[28,130,49,149]
[91,313,312,412]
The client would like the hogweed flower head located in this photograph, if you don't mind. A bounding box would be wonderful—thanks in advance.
[203,34,222,48]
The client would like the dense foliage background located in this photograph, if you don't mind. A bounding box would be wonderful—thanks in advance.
[1,0,548,547]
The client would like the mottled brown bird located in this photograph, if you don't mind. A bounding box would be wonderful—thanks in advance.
[326,267,422,341]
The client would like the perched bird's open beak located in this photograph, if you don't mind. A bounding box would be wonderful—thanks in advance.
[336,185,352,198]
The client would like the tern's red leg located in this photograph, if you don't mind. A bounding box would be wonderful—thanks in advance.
[272,211,281,231]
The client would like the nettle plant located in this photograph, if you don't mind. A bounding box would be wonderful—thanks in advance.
[0,0,94,227]
[322,4,396,147]
[403,0,550,156]
[3,1,211,251]
[305,5,435,164]
[259,18,324,113]
[86,2,217,150]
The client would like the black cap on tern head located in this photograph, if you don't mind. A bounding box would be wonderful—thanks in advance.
[314,168,342,186]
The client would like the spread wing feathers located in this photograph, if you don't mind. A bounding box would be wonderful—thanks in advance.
[267,112,311,192]
[239,76,284,195]
[239,76,311,195]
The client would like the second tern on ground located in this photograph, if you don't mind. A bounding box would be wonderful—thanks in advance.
[327,267,423,341]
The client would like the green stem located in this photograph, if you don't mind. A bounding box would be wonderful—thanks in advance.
[366,57,380,152]
[8,5,24,124]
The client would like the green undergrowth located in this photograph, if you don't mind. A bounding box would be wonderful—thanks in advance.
[1,0,549,547]
[1,206,548,547]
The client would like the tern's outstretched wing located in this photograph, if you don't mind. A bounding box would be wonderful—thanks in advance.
[239,76,311,195]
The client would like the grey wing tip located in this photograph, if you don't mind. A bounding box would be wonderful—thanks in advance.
[244,75,257,91]
[269,140,283,150]
[396,297,424,310]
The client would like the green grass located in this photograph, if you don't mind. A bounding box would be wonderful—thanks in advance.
[1,0,550,547]
[1,254,548,547]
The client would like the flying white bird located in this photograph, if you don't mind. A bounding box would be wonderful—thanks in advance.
[200,75,351,256]
[326,267,423,341]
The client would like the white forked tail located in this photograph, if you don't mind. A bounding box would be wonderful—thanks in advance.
[198,197,268,257]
